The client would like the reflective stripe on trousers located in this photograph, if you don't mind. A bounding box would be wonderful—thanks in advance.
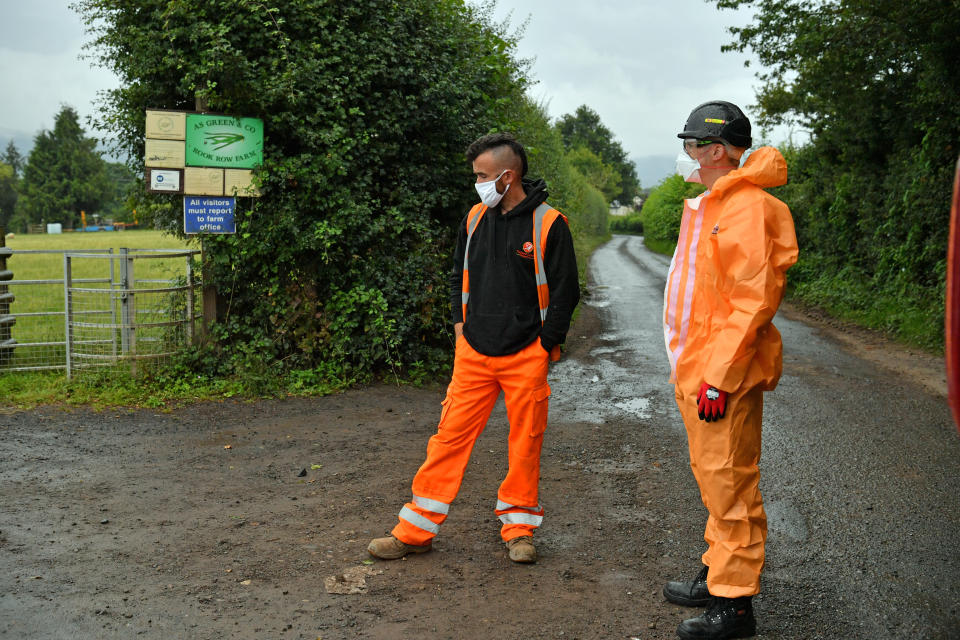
[495,499,544,527]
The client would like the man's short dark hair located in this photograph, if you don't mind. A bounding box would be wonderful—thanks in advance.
[466,132,528,177]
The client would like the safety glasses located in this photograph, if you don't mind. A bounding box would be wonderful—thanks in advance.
[682,138,723,154]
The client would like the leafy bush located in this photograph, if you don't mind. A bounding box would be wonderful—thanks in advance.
[566,146,621,202]
[773,138,949,349]
[564,168,609,237]
[608,211,643,235]
[639,174,704,254]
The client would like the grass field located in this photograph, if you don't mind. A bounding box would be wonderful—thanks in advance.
[4,228,191,259]
[1,230,195,372]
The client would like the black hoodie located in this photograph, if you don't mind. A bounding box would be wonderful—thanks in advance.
[449,178,580,357]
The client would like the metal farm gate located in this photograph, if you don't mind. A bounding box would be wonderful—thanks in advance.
[0,247,201,378]
[3,248,114,371]
[64,250,200,378]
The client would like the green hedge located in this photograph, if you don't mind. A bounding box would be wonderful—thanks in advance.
[771,142,949,350]
[608,211,643,235]
[639,174,704,254]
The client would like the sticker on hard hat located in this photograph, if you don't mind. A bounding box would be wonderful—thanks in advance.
[705,118,727,124]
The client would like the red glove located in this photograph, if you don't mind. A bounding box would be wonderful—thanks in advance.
[697,382,728,422]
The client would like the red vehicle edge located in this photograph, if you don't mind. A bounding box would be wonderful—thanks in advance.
[947,156,960,431]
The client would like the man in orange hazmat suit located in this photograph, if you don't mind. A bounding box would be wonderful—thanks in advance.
[367,132,580,564]
[661,101,798,639]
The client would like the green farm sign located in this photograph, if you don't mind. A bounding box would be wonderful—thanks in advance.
[185,115,263,169]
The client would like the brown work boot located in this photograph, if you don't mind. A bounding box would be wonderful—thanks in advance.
[367,535,431,560]
[506,536,537,563]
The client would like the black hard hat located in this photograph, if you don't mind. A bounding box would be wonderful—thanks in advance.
[677,101,752,148]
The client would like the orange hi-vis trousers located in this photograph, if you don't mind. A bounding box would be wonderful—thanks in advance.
[675,384,767,598]
[392,334,551,546]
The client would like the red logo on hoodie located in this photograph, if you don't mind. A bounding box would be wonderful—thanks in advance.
[516,241,535,260]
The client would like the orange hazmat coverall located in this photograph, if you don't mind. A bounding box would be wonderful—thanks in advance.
[663,146,798,598]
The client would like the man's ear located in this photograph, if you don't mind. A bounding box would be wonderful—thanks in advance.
[712,144,733,167]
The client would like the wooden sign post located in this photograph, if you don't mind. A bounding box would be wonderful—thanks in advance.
[143,94,263,340]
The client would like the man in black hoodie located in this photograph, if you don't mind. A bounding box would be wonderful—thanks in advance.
[368,133,580,564]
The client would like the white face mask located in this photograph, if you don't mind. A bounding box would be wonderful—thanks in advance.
[675,151,702,184]
[475,169,509,207]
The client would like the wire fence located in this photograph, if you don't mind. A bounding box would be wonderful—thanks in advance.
[0,248,201,378]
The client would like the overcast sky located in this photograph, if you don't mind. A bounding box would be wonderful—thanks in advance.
[0,0,794,186]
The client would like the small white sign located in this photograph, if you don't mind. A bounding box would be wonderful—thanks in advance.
[46,223,62,234]
[150,169,182,192]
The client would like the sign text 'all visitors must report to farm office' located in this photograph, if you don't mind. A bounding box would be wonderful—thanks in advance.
[184,197,236,234]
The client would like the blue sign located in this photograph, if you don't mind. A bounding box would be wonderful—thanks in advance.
[184,196,236,234]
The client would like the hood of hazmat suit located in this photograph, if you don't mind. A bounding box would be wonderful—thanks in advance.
[663,146,799,397]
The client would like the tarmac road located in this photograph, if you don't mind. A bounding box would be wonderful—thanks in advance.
[559,234,960,638]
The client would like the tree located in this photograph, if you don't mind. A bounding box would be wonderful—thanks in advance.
[15,106,111,229]
[2,142,23,231]
[556,105,639,204]
[715,0,960,348]
[510,98,609,238]
[99,161,136,222]
[566,146,621,203]
[0,163,16,231]
[2,141,23,177]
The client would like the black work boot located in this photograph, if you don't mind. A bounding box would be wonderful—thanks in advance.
[664,565,710,607]
[676,596,756,639]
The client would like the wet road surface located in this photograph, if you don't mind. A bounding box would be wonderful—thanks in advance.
[551,234,960,638]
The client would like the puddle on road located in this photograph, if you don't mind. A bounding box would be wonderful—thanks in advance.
[590,347,618,356]
[614,397,652,419]
[585,298,611,308]
[553,354,666,426]
[585,285,612,308]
